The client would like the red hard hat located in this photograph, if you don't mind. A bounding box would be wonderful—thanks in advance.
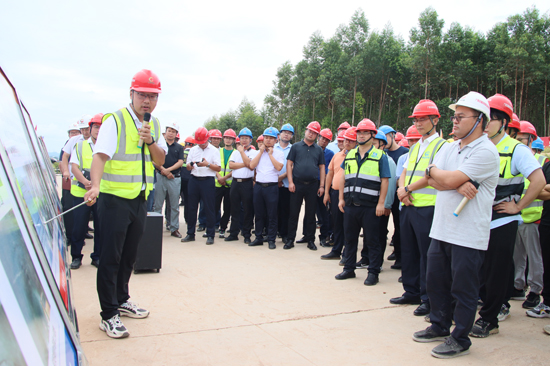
[184,136,195,144]
[509,113,520,130]
[194,127,209,144]
[399,139,409,148]
[519,121,537,137]
[343,127,357,141]
[130,69,162,93]
[488,94,514,121]
[236,137,240,143]
[356,118,377,133]
[409,99,440,118]
[320,128,333,141]
[336,129,346,141]
[395,132,405,142]
[88,113,104,127]
[338,121,351,131]
[223,129,237,138]
[256,135,264,142]
[176,133,180,139]
[208,129,222,138]
[306,121,321,134]
[406,125,422,139]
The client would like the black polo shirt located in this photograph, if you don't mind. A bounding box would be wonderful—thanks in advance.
[163,141,184,176]
[287,140,325,182]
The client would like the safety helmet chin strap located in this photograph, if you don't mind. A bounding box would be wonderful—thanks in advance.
[424,116,436,136]
[489,119,505,139]
[357,133,374,146]
[460,114,483,140]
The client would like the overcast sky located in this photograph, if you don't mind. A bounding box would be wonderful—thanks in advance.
[1,0,548,153]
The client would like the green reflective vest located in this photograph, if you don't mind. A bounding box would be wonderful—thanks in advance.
[520,153,547,223]
[100,108,159,200]
[343,146,383,206]
[404,137,446,207]
[182,149,189,168]
[216,147,233,188]
[70,139,93,198]
[493,135,524,220]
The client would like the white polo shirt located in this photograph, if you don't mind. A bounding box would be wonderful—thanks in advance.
[186,143,221,178]
[230,148,258,179]
[255,149,285,183]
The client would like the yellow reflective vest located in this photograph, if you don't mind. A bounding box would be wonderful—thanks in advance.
[216,147,233,188]
[493,135,524,220]
[343,147,383,206]
[71,139,93,198]
[100,108,159,200]
[520,153,547,223]
[404,136,446,207]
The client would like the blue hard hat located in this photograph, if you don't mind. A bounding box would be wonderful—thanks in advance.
[379,125,396,135]
[532,137,544,150]
[263,127,279,138]
[375,130,387,144]
[280,123,294,134]
[238,127,253,138]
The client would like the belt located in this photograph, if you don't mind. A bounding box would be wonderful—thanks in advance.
[296,180,317,185]
[173,174,180,178]
[234,178,253,183]
[257,182,278,187]
[192,176,213,181]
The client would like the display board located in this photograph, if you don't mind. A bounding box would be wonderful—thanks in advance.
[0,67,86,365]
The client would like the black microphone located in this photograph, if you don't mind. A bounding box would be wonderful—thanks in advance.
[138,112,151,148]
[453,180,480,217]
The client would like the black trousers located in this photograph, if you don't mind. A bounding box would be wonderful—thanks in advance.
[186,176,216,238]
[253,184,279,241]
[287,181,319,242]
[358,213,390,264]
[427,239,484,350]
[181,179,189,224]
[400,205,435,303]
[278,187,290,238]
[479,220,518,326]
[391,194,401,261]
[329,189,345,255]
[229,180,254,239]
[61,188,74,245]
[317,194,332,238]
[342,205,382,274]
[539,223,550,306]
[215,185,231,231]
[96,192,147,320]
[71,195,101,262]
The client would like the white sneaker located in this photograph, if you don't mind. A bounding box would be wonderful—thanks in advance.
[544,325,550,335]
[99,314,129,338]
[526,302,550,318]
[497,304,510,322]
[118,301,150,319]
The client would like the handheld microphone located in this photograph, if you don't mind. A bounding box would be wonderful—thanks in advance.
[137,112,151,148]
[453,180,480,217]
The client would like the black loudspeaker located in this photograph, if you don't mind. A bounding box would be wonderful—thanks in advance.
[135,212,163,273]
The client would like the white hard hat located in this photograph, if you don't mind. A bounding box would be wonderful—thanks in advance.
[67,122,80,133]
[449,91,491,122]
[77,115,93,129]
[166,122,180,133]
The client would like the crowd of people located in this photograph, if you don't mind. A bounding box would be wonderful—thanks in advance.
[57,69,550,359]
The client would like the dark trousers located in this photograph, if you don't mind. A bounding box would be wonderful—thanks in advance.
[329,189,345,255]
[317,194,332,238]
[215,185,231,231]
[358,213,390,264]
[427,239,484,351]
[479,220,518,326]
[61,188,74,245]
[71,196,101,262]
[539,224,550,306]
[391,194,401,261]
[199,199,221,227]
[253,184,279,241]
[186,176,216,238]
[96,192,147,320]
[342,205,382,274]
[181,179,189,224]
[287,181,318,242]
[400,205,435,303]
[229,180,254,239]
[278,187,290,238]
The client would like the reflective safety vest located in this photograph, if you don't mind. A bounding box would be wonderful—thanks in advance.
[100,108,159,200]
[493,135,524,220]
[404,137,446,207]
[520,153,547,223]
[70,139,93,198]
[182,149,189,168]
[216,147,233,188]
[343,147,383,207]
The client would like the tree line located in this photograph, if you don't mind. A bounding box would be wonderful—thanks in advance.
[204,6,550,141]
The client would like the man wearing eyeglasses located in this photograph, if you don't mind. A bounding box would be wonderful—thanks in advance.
[391,100,447,317]
[84,69,168,339]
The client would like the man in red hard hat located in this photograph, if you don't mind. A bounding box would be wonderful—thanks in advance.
[85,69,168,339]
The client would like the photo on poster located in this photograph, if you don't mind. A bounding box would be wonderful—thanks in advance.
[0,303,27,366]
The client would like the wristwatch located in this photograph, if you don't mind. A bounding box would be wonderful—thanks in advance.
[207,163,211,168]
[426,165,433,177]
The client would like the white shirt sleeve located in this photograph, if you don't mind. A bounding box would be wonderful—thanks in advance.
[63,135,82,155]
[69,149,79,166]
[93,115,118,159]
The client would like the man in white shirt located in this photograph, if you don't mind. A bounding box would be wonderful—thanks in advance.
[181,127,221,244]
[249,127,285,249]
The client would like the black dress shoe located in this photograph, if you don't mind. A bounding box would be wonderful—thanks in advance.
[390,261,402,270]
[283,240,294,249]
[70,258,82,270]
[320,252,341,260]
[91,259,99,268]
[181,235,195,242]
[414,302,431,316]
[319,237,329,247]
[85,232,94,239]
[197,226,206,232]
[389,295,422,305]
[224,235,239,242]
[398,276,402,283]
[171,230,182,238]
[268,241,276,249]
[88,226,94,233]
[249,238,264,246]
[387,252,396,261]
[244,238,251,244]
[296,237,307,243]
[335,270,356,280]
[307,241,317,251]
[364,273,379,286]
[206,237,214,245]
[281,236,288,244]
[202,233,208,238]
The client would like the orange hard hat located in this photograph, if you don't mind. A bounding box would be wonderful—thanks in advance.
[356,118,377,133]
[337,121,351,131]
[256,135,264,142]
[519,121,537,137]
[395,132,405,142]
[194,127,209,144]
[488,94,514,121]
[306,121,321,134]
[89,113,104,127]
[406,125,422,139]
[399,139,409,148]
[409,99,440,118]
[130,69,162,93]
[336,129,346,141]
[223,129,237,138]
[319,128,333,141]
[343,126,357,141]
[208,129,222,138]
[184,136,195,145]
[509,113,521,130]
